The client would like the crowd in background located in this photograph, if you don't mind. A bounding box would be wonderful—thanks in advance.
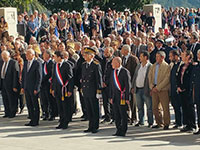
[0,6,200,136]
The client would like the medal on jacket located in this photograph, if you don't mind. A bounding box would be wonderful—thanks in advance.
[55,63,69,101]
[113,69,126,105]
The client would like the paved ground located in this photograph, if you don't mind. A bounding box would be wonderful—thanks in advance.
[0,107,200,150]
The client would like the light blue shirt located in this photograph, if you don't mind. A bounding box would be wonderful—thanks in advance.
[154,63,160,85]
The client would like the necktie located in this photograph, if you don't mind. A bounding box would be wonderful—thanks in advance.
[2,61,7,79]
[122,57,126,66]
[116,69,118,76]
[86,63,89,69]
[27,61,31,72]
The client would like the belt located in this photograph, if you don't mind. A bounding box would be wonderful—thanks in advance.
[136,87,144,89]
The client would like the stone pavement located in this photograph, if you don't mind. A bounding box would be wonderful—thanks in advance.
[0,108,200,150]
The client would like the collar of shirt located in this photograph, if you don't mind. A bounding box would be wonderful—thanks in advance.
[28,58,34,65]
[117,65,122,75]
[87,59,93,65]
[58,59,64,67]
[124,54,130,61]
[46,58,51,64]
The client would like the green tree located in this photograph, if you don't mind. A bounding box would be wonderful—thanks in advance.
[39,0,84,13]
[0,0,47,14]
[88,0,153,11]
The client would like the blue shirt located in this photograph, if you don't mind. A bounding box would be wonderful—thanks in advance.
[154,63,160,85]
[28,21,37,31]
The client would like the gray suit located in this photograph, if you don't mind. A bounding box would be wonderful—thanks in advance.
[131,44,147,57]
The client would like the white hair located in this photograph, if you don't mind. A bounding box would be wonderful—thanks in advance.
[27,48,35,55]
[122,44,131,53]
[1,50,10,57]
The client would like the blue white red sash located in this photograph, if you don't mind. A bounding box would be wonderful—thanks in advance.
[113,69,125,100]
[44,62,52,83]
[55,63,69,99]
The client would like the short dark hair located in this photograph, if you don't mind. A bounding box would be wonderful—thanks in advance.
[54,51,64,59]
[140,51,149,59]
[169,50,180,57]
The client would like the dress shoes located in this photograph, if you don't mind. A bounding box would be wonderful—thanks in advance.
[163,126,169,130]
[92,129,99,133]
[152,124,162,129]
[62,125,68,130]
[135,123,144,127]
[3,115,9,118]
[84,129,92,133]
[48,117,55,121]
[25,122,33,126]
[193,129,200,135]
[180,126,193,132]
[56,125,63,129]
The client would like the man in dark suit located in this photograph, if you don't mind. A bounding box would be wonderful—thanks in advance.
[81,47,103,133]
[22,49,42,126]
[131,37,147,58]
[110,57,131,136]
[150,39,165,64]
[41,50,56,121]
[190,32,200,62]
[52,51,73,129]
[74,49,87,120]
[101,47,114,123]
[192,50,200,134]
[0,51,19,118]
[121,44,139,124]
[169,50,182,128]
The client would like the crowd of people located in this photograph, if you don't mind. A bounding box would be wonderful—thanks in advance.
[1,6,200,137]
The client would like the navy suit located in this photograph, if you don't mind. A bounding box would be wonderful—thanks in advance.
[191,62,200,128]
[52,61,73,128]
[22,59,42,125]
[0,59,19,117]
[110,67,131,136]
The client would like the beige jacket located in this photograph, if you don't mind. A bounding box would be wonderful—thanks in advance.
[148,61,171,92]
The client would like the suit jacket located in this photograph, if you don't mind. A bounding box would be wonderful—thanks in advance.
[191,62,200,103]
[110,67,131,103]
[52,61,73,96]
[190,42,200,62]
[41,59,54,89]
[22,59,42,93]
[0,59,19,91]
[177,63,193,93]
[131,44,147,57]
[102,57,113,87]
[132,62,152,97]
[148,61,171,92]
[123,54,139,81]
[81,60,103,98]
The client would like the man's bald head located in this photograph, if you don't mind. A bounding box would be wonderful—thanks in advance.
[112,57,122,69]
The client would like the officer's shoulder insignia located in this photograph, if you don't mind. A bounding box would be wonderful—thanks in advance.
[93,59,99,65]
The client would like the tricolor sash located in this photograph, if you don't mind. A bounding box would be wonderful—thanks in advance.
[113,69,126,105]
[44,62,52,83]
[55,63,69,101]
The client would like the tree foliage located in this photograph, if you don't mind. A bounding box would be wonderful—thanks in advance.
[0,0,48,14]
[88,0,153,11]
[39,0,84,13]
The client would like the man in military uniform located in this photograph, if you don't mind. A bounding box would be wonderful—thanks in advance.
[81,47,103,133]
[110,57,131,136]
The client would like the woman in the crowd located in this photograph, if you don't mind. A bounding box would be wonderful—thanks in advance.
[0,16,9,41]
